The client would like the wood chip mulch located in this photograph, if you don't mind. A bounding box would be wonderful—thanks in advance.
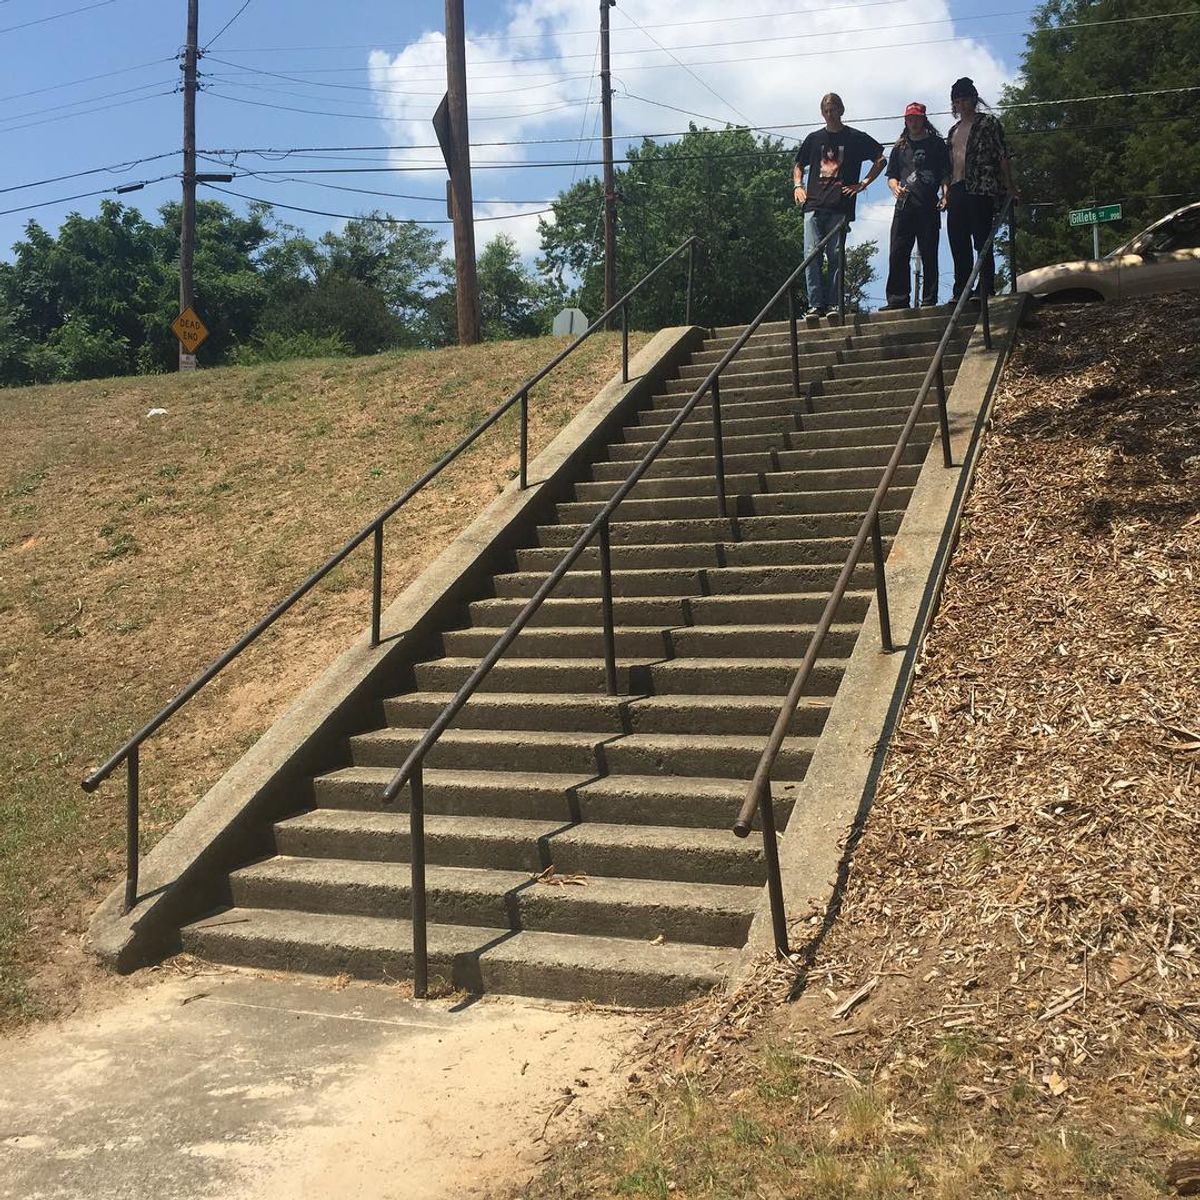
[635,293,1200,1175]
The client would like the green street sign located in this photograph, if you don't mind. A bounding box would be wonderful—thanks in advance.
[1068,204,1122,227]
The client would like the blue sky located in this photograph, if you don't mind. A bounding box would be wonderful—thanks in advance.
[1,0,1032,306]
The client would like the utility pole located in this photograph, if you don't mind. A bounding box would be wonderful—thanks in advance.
[179,0,199,371]
[599,0,617,324]
[445,0,481,346]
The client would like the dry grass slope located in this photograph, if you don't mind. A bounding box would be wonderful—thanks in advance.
[0,332,646,1027]
[522,294,1199,1198]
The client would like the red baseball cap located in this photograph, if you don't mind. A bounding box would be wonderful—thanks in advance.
[904,102,927,117]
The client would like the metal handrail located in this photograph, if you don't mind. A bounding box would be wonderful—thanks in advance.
[734,198,1016,959]
[385,218,850,997]
[81,235,700,916]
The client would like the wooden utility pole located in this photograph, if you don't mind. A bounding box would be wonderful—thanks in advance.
[445,0,481,345]
[179,0,199,370]
[599,0,617,323]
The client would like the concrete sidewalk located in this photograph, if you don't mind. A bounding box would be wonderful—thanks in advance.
[0,969,636,1199]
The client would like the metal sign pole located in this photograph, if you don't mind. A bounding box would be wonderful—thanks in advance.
[1093,224,1100,260]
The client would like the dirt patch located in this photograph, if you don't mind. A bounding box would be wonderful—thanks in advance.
[520,294,1200,1197]
[0,333,648,1029]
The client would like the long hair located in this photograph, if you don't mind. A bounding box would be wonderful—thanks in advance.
[896,116,943,148]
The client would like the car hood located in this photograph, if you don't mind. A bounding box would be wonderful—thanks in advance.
[1016,259,1120,290]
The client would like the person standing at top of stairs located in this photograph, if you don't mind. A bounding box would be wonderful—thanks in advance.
[792,93,887,318]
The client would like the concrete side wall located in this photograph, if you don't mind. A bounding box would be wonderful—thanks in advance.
[89,327,704,972]
[743,296,1027,960]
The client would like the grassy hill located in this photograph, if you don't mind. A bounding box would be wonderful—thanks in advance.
[0,332,646,1026]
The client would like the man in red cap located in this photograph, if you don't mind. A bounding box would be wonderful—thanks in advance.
[883,101,951,309]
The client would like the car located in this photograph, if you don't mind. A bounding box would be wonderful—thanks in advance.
[1016,200,1200,302]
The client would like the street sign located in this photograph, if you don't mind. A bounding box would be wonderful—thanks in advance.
[171,307,209,354]
[1068,204,1122,228]
[432,93,453,172]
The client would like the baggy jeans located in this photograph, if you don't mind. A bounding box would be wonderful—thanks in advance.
[947,182,996,300]
[804,208,845,311]
[885,202,941,308]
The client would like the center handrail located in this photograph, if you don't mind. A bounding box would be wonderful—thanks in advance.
[734,198,1015,960]
[81,234,699,917]
[383,217,850,997]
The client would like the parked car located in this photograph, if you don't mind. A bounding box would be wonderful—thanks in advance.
[1016,201,1200,302]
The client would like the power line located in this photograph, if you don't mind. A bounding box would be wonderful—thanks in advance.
[0,79,177,129]
[0,150,178,196]
[0,172,176,218]
[194,86,1200,160]
[200,181,552,225]
[204,7,1200,84]
[0,87,177,136]
[0,56,175,106]
[204,0,253,51]
[0,0,117,36]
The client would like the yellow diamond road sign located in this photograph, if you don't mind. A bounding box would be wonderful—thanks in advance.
[171,307,209,354]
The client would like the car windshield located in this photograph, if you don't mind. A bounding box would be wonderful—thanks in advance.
[1104,203,1200,259]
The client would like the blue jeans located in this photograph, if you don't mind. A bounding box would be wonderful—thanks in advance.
[804,209,845,311]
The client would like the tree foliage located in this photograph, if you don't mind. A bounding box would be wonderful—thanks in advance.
[1003,0,1200,271]
[538,126,876,329]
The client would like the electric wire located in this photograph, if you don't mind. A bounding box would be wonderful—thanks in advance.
[0,171,176,218]
[0,0,116,37]
[204,0,253,51]
[0,57,176,106]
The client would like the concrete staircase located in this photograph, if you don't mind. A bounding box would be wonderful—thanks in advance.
[182,306,976,1006]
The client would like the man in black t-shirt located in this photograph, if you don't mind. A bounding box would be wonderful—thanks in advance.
[793,93,886,316]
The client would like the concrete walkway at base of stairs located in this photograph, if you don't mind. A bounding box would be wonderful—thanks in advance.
[0,970,636,1200]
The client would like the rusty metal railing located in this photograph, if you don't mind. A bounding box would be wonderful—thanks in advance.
[385,219,850,997]
[734,198,1016,959]
[81,236,700,917]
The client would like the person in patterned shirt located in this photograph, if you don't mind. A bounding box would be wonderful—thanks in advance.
[946,77,1019,301]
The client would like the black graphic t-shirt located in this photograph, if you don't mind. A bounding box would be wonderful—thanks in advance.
[795,126,884,219]
[886,135,950,209]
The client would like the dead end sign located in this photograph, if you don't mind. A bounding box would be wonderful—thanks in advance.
[171,307,209,354]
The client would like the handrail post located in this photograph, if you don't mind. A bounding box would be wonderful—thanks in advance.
[124,747,139,914]
[410,760,429,999]
[787,285,801,398]
[837,223,847,321]
[598,519,619,696]
[710,377,728,520]
[1009,203,1018,295]
[935,361,953,468]
[518,388,529,490]
[870,512,894,653]
[621,301,630,384]
[759,781,789,958]
[982,286,992,351]
[370,523,384,648]
[803,381,816,417]
[685,240,695,326]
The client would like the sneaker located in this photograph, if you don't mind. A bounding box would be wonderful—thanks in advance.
[880,302,910,311]
[805,306,826,319]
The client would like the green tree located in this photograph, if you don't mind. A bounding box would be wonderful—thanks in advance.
[539,126,876,329]
[476,234,562,340]
[1002,0,1200,273]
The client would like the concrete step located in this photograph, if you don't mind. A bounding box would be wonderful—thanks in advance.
[708,305,964,340]
[382,690,833,736]
[182,907,732,1006]
[619,416,934,451]
[490,560,878,600]
[587,440,927,483]
[311,765,802,830]
[348,725,817,781]
[413,654,847,697]
[532,512,901,548]
[229,857,761,947]
[272,809,771,886]
[554,485,914,523]
[661,365,831,397]
[513,534,883,573]
[678,345,844,378]
[441,621,861,662]
[572,461,923,501]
